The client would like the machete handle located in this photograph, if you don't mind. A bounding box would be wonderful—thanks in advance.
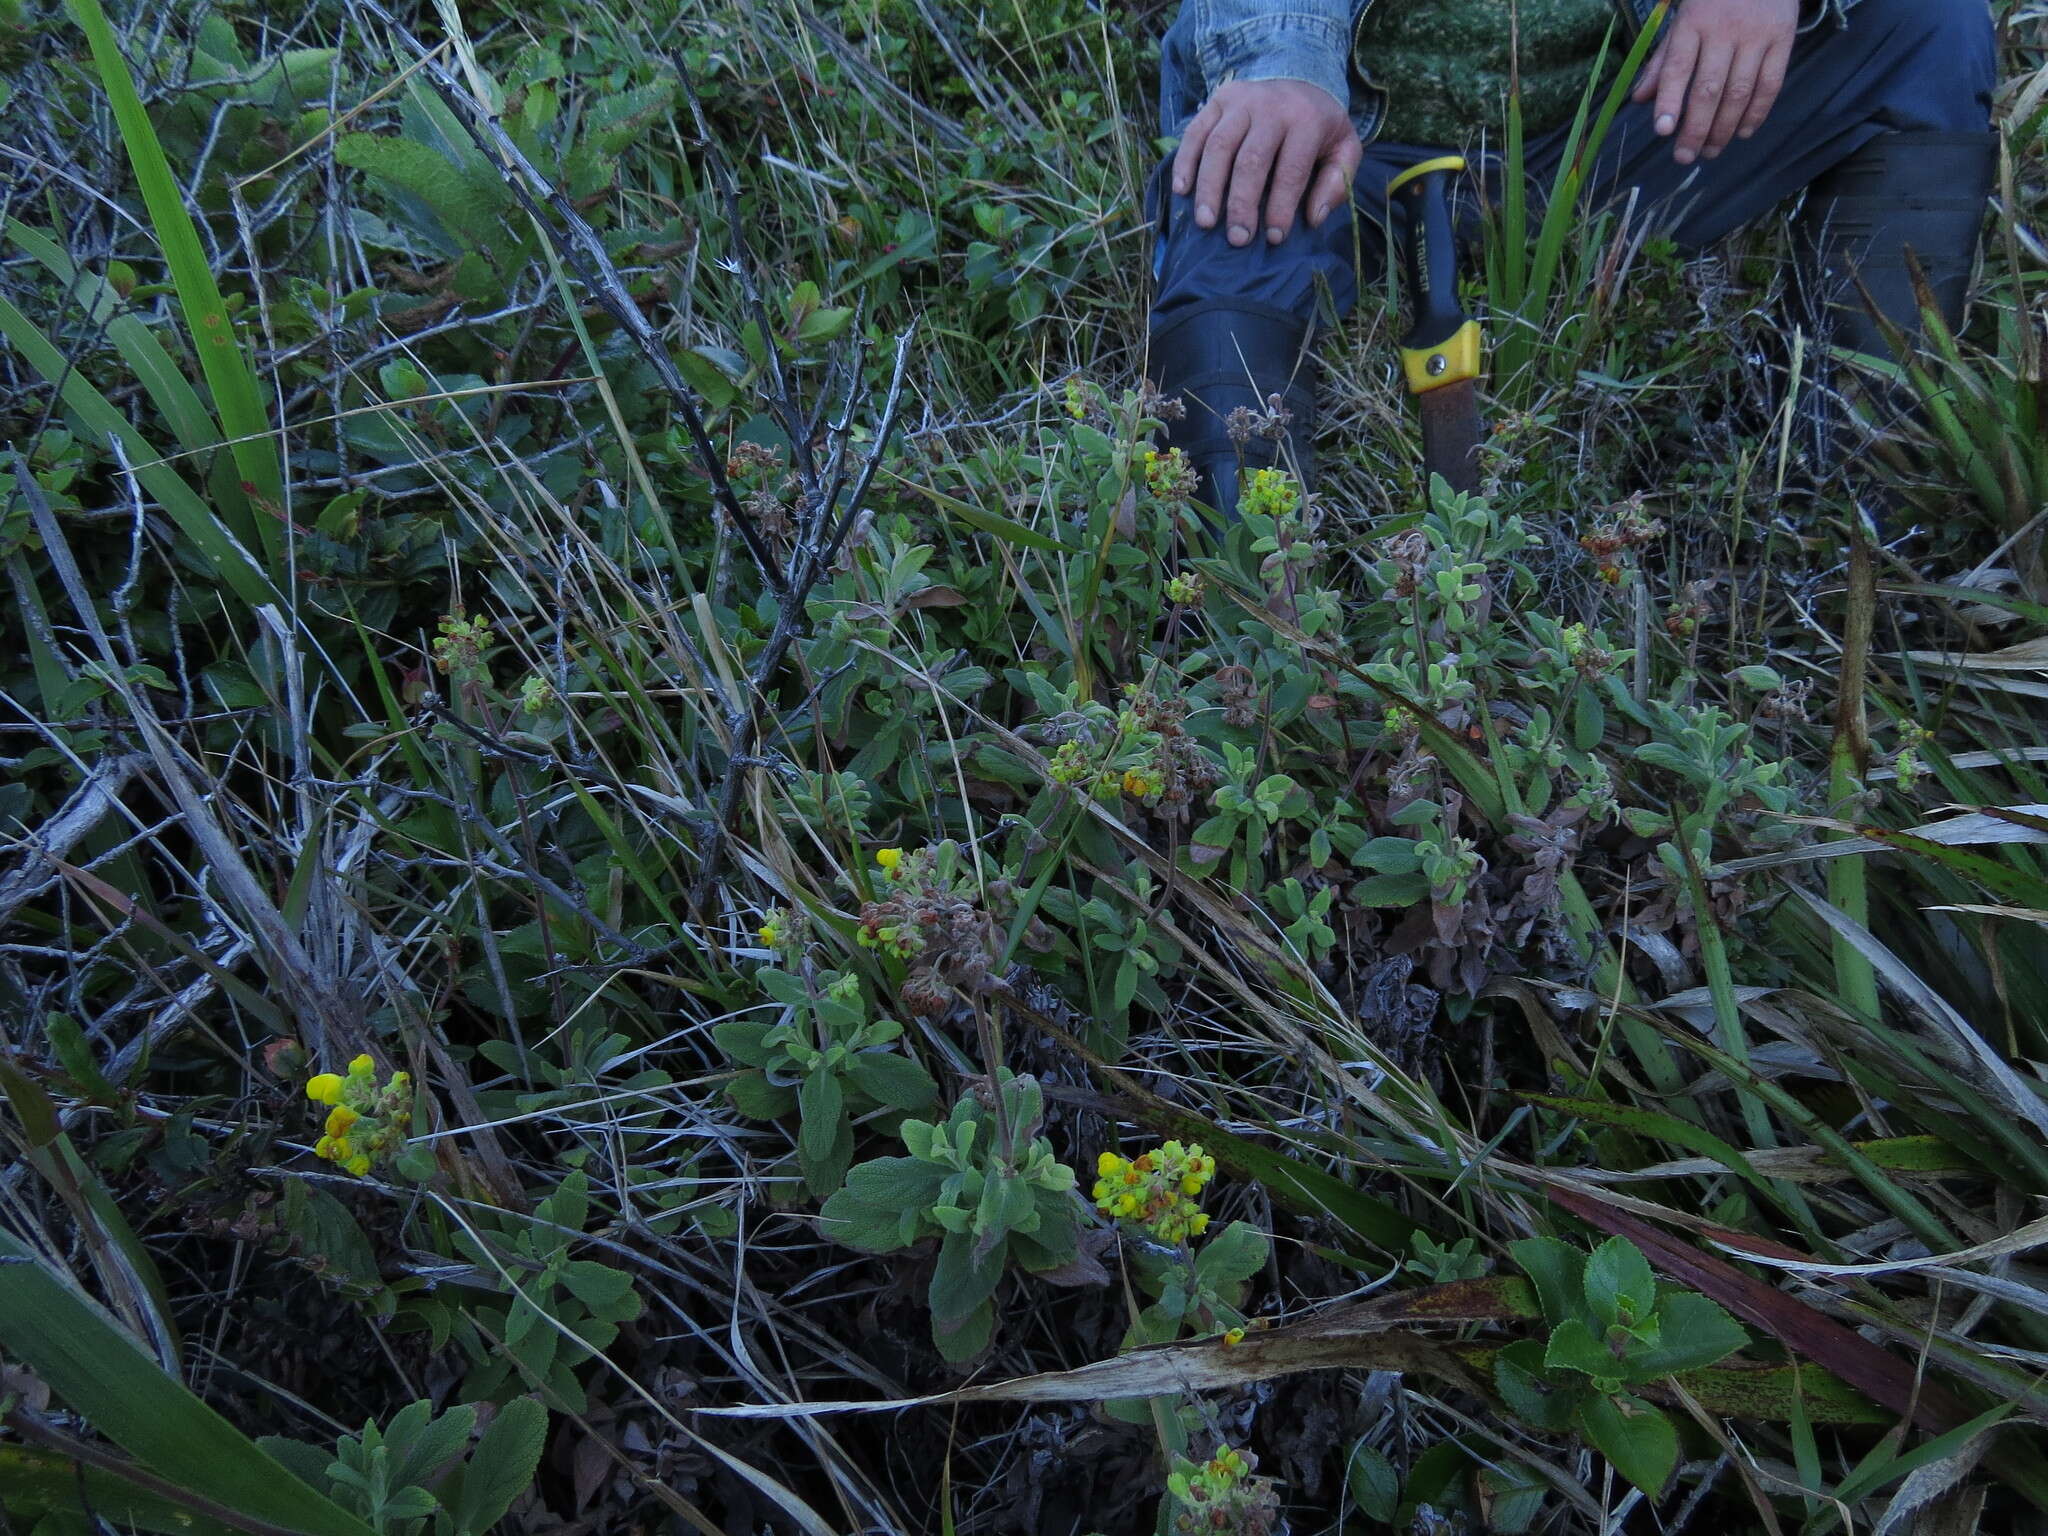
[1388,155,1481,396]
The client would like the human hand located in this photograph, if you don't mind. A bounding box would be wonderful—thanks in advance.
[1171,77,1364,247]
[1631,0,1798,165]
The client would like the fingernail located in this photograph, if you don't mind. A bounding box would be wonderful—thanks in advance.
[1702,146,1720,161]
[1196,204,1214,226]
[1266,226,1282,244]
[1228,223,1250,245]
[1313,204,1329,223]
[1738,127,1755,139]
[1173,176,1187,194]
[1674,147,1694,165]
[1655,114,1675,134]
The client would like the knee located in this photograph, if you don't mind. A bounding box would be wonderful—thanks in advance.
[1849,0,1995,90]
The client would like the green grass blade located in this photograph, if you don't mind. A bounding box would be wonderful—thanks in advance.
[0,1446,243,1536]
[0,294,274,607]
[0,1229,380,1536]
[5,219,225,470]
[64,0,282,543]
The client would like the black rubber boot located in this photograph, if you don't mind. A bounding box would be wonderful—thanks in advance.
[1797,130,1997,361]
[1146,300,1318,526]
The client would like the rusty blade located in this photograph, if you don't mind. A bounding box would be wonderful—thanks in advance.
[1418,378,1482,496]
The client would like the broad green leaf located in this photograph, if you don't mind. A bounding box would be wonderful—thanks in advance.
[1583,1236,1657,1328]
[1509,1235,1589,1328]
[1493,1338,1580,1431]
[385,1402,476,1492]
[724,1070,798,1119]
[1576,1393,1678,1497]
[1545,1317,1621,1384]
[1628,1292,1749,1378]
[0,1231,379,1536]
[559,1261,638,1319]
[798,1068,845,1167]
[817,1187,916,1252]
[932,1298,995,1363]
[1193,1221,1270,1289]
[453,1398,548,1536]
[845,1050,938,1112]
[1344,1441,1401,1522]
[929,1230,1004,1325]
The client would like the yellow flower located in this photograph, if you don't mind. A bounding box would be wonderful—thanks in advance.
[875,847,903,874]
[325,1105,359,1139]
[347,1053,375,1078]
[1223,1327,1246,1347]
[1097,1151,1122,1177]
[314,1135,335,1158]
[344,1153,372,1177]
[305,1073,344,1107]
[758,921,781,946]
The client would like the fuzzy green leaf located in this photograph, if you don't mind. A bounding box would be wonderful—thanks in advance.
[1576,1393,1678,1498]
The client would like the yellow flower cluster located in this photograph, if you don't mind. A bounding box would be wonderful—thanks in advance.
[1092,1140,1217,1244]
[1239,466,1300,523]
[1137,445,1199,504]
[307,1054,412,1177]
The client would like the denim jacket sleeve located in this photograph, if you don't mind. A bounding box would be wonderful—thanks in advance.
[1175,0,1355,111]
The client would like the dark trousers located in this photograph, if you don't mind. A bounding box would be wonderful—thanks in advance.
[1148,0,1996,332]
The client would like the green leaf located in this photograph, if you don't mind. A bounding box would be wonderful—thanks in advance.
[1351,871,1431,906]
[1352,836,1424,875]
[0,296,273,605]
[559,1261,638,1320]
[929,1229,1005,1325]
[817,1188,914,1252]
[932,1298,995,1363]
[1628,1292,1748,1377]
[65,0,281,533]
[1494,1338,1581,1431]
[1344,1442,1401,1523]
[453,1398,547,1536]
[1544,1317,1621,1383]
[1583,1236,1656,1328]
[1576,1393,1678,1497]
[334,133,508,256]
[0,1231,379,1536]
[385,1402,476,1491]
[845,1050,938,1112]
[881,468,1078,553]
[798,1067,846,1167]
[1509,1235,1589,1328]
[724,1070,798,1119]
[0,1445,243,1536]
[1193,1220,1270,1289]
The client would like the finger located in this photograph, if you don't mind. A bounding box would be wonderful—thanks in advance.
[1193,110,1250,229]
[1224,121,1285,246]
[1652,23,1699,139]
[1305,136,1362,227]
[1704,43,1763,156]
[1674,38,1734,164]
[1172,98,1221,198]
[1262,126,1322,242]
[1632,39,1666,101]
[1739,37,1791,137]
